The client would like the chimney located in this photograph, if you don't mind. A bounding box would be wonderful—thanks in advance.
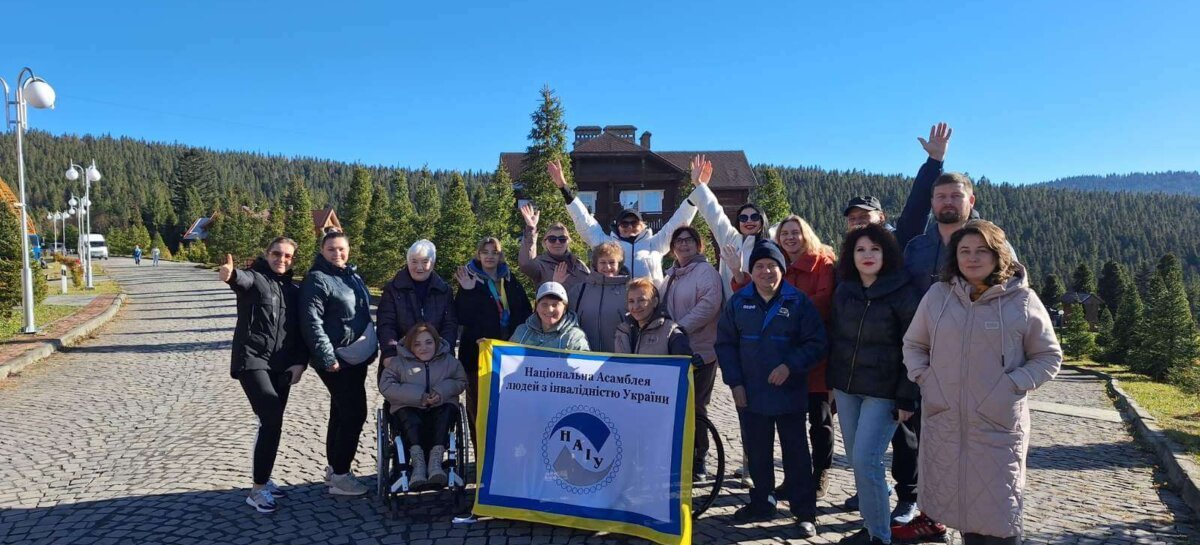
[639,131,652,149]
[603,125,637,143]
[573,126,602,147]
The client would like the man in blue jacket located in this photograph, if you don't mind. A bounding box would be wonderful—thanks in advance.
[716,241,827,537]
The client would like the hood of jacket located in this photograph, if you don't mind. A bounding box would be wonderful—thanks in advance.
[841,269,914,302]
[388,266,451,294]
[583,271,630,287]
[948,263,1029,305]
[666,254,712,278]
[394,337,454,362]
[467,259,511,282]
[522,308,582,335]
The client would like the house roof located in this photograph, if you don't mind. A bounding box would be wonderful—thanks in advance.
[312,208,336,229]
[182,217,213,241]
[499,147,757,190]
[572,131,648,154]
[1062,292,1106,305]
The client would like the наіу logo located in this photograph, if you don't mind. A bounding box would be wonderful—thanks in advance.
[542,405,623,493]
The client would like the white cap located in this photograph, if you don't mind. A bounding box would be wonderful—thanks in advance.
[535,281,568,304]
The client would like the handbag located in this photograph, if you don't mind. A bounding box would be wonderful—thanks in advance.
[335,322,378,365]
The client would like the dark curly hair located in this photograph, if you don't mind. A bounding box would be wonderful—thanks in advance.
[837,223,904,282]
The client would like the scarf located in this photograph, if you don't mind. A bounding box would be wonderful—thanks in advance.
[468,260,512,328]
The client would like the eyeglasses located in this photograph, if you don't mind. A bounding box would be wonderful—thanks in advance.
[673,236,696,245]
[738,213,763,223]
[269,250,294,260]
[545,236,569,244]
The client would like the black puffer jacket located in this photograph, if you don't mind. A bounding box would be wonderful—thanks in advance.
[299,253,376,371]
[826,270,922,411]
[227,257,308,378]
[378,267,458,360]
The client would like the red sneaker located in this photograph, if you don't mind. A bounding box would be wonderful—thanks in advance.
[890,513,947,543]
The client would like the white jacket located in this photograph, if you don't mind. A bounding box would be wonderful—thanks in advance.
[565,197,697,285]
[688,184,776,300]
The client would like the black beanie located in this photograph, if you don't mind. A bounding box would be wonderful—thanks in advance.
[748,240,786,272]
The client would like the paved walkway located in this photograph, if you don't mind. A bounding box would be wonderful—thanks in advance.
[0,258,1195,544]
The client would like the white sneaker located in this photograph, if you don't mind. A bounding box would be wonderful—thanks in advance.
[328,472,368,496]
[263,479,286,499]
[246,488,277,513]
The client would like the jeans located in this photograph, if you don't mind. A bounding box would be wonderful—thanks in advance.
[834,389,900,542]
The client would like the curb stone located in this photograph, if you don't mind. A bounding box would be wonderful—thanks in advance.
[1067,363,1200,519]
[0,293,126,380]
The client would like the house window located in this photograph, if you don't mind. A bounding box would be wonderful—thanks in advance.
[619,190,664,214]
[577,191,598,214]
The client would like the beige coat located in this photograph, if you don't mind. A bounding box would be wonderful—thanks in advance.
[902,266,1061,538]
[378,339,467,414]
[661,256,723,363]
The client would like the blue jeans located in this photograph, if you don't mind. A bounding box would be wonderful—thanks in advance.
[834,389,900,543]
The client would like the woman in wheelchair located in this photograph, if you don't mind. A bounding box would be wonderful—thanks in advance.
[379,323,467,489]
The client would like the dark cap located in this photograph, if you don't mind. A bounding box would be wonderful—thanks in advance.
[618,209,643,223]
[748,240,787,272]
[843,196,882,216]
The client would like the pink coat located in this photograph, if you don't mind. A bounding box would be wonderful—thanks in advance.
[902,267,1061,538]
[661,256,724,363]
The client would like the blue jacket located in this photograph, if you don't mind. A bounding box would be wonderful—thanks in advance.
[903,212,1016,294]
[716,282,828,416]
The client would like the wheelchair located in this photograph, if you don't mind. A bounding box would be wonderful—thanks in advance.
[375,400,474,516]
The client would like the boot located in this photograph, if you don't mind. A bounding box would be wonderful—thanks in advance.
[814,468,830,499]
[427,445,448,487]
[408,446,428,489]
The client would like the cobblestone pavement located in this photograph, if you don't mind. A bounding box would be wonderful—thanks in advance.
[0,258,1195,544]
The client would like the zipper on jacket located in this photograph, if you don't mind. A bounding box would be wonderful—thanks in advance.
[958,299,974,526]
[845,299,871,391]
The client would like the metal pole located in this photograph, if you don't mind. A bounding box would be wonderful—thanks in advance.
[84,167,94,289]
[14,78,37,333]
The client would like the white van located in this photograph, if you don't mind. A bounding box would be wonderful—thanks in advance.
[83,234,110,260]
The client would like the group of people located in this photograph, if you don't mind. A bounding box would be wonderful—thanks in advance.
[222,122,1062,545]
[132,244,161,266]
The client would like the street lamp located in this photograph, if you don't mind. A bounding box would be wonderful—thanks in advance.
[46,212,57,256]
[2,67,56,334]
[66,161,100,289]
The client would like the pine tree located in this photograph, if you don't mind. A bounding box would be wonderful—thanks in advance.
[1095,306,1116,361]
[170,149,217,226]
[1097,260,1126,314]
[519,85,584,255]
[1061,303,1096,360]
[1071,263,1096,294]
[282,177,317,274]
[265,197,287,248]
[1110,276,1145,365]
[1130,254,1200,382]
[341,166,373,258]
[478,161,520,254]
[180,185,208,235]
[435,173,480,280]
[151,232,172,260]
[754,168,791,224]
[0,202,24,317]
[389,171,418,250]
[361,184,403,287]
[1040,274,1065,310]
[412,171,441,242]
[130,222,153,252]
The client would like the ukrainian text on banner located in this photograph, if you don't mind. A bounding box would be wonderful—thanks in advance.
[473,340,695,545]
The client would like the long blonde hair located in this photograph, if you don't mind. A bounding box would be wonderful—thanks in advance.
[775,215,831,258]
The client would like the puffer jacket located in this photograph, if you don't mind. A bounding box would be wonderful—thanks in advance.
[826,270,922,410]
[378,339,467,413]
[509,311,591,351]
[377,267,458,360]
[687,184,776,301]
[715,282,827,416]
[299,253,376,371]
[227,257,308,378]
[902,265,1061,538]
[661,255,723,363]
[564,192,697,285]
[567,272,628,353]
[517,226,590,291]
[733,248,836,393]
[455,260,533,374]
[614,311,693,357]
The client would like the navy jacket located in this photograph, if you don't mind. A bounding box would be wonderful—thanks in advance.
[716,282,827,416]
[892,157,944,250]
[903,211,1014,294]
[299,253,376,371]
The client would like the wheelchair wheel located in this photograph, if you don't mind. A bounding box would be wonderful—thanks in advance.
[691,415,725,520]
[376,407,389,499]
[448,403,474,515]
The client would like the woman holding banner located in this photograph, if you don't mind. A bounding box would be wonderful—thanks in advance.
[510,282,590,351]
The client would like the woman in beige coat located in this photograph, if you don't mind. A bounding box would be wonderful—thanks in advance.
[902,220,1061,545]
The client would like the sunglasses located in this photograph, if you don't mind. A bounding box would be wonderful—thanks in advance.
[269,250,294,260]
[618,220,639,228]
[738,213,763,223]
[545,236,569,244]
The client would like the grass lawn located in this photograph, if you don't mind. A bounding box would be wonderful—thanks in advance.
[45,263,123,295]
[0,305,81,343]
[1073,358,1200,464]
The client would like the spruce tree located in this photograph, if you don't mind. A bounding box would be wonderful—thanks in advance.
[1061,303,1096,360]
[342,166,373,258]
[282,177,317,274]
[435,173,480,280]
[0,202,23,317]
[1097,260,1125,314]
[389,171,418,250]
[412,171,441,242]
[265,197,287,248]
[478,161,520,254]
[754,168,791,224]
[1039,274,1065,310]
[1110,277,1145,365]
[1095,306,1115,361]
[361,184,403,287]
[519,85,584,255]
[130,222,153,252]
[1130,254,1200,382]
[1071,263,1096,294]
[151,232,172,260]
[170,149,217,224]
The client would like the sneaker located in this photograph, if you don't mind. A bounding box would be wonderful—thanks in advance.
[838,529,884,545]
[891,500,918,525]
[328,472,369,496]
[844,493,859,511]
[891,513,947,544]
[732,503,777,523]
[796,520,817,539]
[324,465,334,484]
[263,479,286,499]
[245,488,277,513]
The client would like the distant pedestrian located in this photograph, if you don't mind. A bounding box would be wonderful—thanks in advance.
[151,246,161,266]
[133,245,143,266]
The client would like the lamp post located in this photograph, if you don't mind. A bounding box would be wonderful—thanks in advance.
[68,196,82,256]
[46,212,57,256]
[2,67,57,334]
[66,161,101,289]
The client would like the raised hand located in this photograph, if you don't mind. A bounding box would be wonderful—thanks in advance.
[218,253,235,283]
[455,266,477,290]
[519,203,540,229]
[546,159,568,189]
[552,261,569,284]
[918,122,953,162]
[690,154,713,185]
[721,244,742,275]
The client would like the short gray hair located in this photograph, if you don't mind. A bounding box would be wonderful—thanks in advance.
[407,239,437,263]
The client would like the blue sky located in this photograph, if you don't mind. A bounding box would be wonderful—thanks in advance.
[4,1,1197,184]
